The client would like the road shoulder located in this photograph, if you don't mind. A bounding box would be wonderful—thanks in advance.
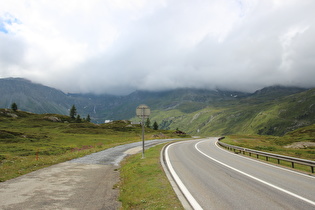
[0,162,121,209]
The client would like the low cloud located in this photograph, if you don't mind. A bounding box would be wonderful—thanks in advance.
[1,0,315,95]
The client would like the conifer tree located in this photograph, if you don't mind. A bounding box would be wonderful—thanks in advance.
[86,114,91,122]
[153,121,159,130]
[76,114,82,123]
[11,102,18,112]
[70,105,77,119]
[145,118,151,128]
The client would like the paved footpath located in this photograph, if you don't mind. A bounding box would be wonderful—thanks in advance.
[0,139,175,210]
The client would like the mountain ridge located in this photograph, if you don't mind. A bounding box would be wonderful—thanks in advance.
[1,77,313,136]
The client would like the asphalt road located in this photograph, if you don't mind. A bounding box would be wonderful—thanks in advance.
[165,138,315,209]
[0,139,175,210]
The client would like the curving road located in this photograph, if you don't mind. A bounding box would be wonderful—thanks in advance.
[165,138,315,209]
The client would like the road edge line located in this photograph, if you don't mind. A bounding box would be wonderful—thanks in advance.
[161,142,202,210]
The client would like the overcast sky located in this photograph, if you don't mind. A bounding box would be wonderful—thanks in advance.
[0,0,315,95]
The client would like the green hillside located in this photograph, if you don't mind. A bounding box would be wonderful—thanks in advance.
[149,88,315,136]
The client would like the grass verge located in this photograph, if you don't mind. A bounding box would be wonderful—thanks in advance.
[118,143,184,209]
[222,134,315,174]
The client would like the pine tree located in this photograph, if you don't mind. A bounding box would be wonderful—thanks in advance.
[11,102,18,112]
[70,105,77,119]
[145,118,151,128]
[153,121,159,130]
[76,114,82,123]
[86,114,91,122]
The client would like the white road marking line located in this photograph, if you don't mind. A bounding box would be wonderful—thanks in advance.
[195,140,315,206]
[165,143,203,210]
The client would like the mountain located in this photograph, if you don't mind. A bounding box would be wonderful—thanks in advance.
[0,78,71,114]
[0,78,251,122]
[0,78,119,123]
[1,77,313,136]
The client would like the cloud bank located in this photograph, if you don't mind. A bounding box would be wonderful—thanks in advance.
[0,0,315,95]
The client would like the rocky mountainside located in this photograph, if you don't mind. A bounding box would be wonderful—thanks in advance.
[1,77,313,136]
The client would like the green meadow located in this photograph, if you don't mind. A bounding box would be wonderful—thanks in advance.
[0,108,186,182]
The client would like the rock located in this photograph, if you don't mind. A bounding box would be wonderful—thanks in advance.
[44,116,61,122]
[174,130,186,135]
[6,113,18,118]
[284,142,315,149]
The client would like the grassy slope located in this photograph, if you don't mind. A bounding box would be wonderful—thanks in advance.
[0,109,187,182]
[149,88,315,137]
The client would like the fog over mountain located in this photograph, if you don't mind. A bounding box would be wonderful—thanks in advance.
[1,0,315,95]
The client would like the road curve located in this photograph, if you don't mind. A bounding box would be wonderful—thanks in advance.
[164,138,315,209]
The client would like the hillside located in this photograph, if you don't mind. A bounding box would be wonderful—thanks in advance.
[0,78,120,123]
[0,78,70,114]
[148,87,315,136]
[1,77,314,136]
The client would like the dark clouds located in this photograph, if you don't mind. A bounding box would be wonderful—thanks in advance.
[0,0,315,95]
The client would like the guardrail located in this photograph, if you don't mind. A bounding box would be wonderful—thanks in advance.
[217,137,315,173]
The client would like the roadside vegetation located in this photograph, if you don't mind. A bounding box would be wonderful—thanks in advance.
[222,125,315,160]
[118,144,184,209]
[221,126,315,173]
[0,108,188,182]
